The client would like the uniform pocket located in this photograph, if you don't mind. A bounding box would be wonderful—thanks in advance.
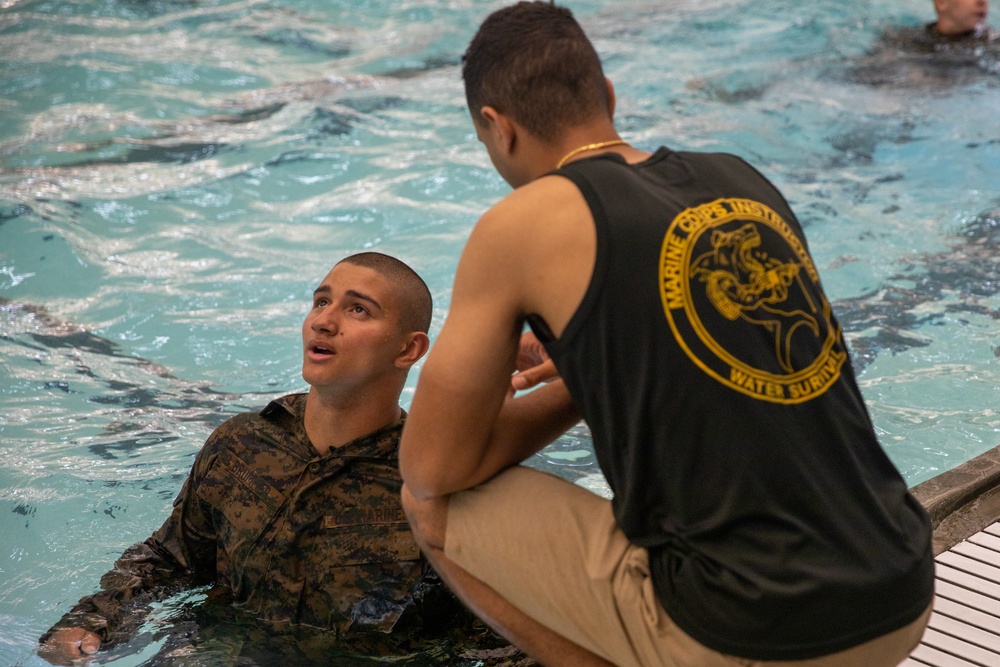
[320,515,420,566]
[195,448,286,573]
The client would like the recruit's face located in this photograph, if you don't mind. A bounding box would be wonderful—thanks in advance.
[936,0,989,35]
[301,262,408,394]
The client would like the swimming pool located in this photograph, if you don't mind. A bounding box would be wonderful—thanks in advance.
[2,0,998,663]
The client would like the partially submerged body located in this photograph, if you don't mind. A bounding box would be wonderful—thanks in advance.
[38,254,528,665]
[849,0,998,88]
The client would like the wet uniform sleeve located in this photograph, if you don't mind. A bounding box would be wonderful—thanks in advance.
[38,433,223,647]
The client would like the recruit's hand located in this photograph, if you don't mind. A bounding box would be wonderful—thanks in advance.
[511,331,559,392]
[38,627,101,665]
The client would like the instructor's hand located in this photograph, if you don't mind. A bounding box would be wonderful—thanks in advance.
[511,331,559,392]
[38,627,101,665]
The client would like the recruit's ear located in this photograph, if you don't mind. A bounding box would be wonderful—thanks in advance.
[395,332,430,369]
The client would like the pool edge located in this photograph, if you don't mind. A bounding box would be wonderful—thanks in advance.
[910,443,1000,555]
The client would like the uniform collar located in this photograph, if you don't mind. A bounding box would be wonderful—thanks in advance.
[259,393,406,460]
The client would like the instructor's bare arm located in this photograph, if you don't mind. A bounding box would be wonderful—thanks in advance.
[400,177,593,499]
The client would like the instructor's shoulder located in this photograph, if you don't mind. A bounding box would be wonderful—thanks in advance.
[478,174,588,234]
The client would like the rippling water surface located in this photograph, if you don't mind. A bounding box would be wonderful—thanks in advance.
[2,0,999,664]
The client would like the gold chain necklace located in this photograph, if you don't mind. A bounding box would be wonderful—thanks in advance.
[555,139,628,169]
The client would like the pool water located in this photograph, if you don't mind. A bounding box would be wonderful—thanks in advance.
[2,0,998,664]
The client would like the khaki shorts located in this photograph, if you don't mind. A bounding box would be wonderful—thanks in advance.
[445,466,931,667]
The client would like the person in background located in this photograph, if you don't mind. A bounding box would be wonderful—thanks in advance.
[846,0,997,88]
[399,3,935,666]
[38,252,511,665]
[929,0,992,38]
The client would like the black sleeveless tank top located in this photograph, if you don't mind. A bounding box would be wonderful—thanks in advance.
[533,148,933,659]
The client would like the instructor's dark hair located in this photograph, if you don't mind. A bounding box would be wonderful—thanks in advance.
[337,252,433,334]
[462,1,611,142]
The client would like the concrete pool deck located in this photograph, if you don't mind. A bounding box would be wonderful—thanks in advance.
[911,444,1000,556]
[904,444,1000,666]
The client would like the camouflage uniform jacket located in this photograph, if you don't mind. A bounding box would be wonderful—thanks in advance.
[40,393,435,645]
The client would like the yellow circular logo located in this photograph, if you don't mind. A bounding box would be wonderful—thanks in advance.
[659,198,845,404]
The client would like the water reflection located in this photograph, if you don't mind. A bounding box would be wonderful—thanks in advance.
[82,586,532,667]
[836,208,1000,370]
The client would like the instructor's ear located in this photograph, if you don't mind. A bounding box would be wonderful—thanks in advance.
[480,106,516,155]
[395,332,430,369]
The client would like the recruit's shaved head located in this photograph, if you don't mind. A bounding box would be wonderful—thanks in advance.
[336,252,433,335]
